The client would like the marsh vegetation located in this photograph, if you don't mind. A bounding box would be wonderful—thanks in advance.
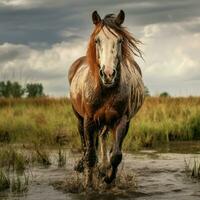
[0,97,200,198]
[0,97,200,150]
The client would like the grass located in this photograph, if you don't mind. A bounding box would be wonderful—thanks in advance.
[0,146,29,173]
[57,148,66,167]
[124,96,200,151]
[0,144,53,173]
[11,173,29,193]
[0,169,29,193]
[0,97,79,148]
[191,160,200,179]
[0,170,10,191]
[185,158,200,179]
[33,146,51,166]
[0,96,200,151]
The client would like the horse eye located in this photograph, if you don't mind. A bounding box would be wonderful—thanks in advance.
[95,38,100,44]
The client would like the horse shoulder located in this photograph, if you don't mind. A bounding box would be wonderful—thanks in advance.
[68,56,86,84]
[121,62,144,119]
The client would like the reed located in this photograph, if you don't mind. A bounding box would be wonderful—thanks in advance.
[0,97,200,151]
[0,146,28,173]
[185,158,200,179]
[0,169,29,193]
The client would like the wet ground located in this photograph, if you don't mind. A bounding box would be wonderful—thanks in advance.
[0,142,200,200]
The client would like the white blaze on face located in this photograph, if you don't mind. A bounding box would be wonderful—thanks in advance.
[95,27,122,82]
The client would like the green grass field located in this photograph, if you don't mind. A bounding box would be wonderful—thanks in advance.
[0,97,200,151]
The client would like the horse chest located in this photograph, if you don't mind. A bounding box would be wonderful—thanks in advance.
[93,98,127,126]
[93,105,118,125]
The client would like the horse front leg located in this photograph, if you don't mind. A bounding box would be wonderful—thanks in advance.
[104,115,129,184]
[84,117,97,188]
[100,131,108,166]
[74,118,86,173]
[98,126,109,177]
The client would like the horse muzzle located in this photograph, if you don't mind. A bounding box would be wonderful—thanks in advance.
[99,67,117,87]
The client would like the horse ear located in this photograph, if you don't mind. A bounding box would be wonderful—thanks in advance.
[92,10,101,25]
[115,10,125,26]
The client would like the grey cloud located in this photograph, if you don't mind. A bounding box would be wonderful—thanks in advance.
[0,48,23,63]
[0,39,85,95]
[0,67,64,81]
[0,0,200,96]
[45,79,68,96]
[0,0,200,46]
[0,44,30,65]
[124,1,200,26]
[22,68,65,82]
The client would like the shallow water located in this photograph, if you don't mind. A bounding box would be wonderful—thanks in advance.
[0,142,200,200]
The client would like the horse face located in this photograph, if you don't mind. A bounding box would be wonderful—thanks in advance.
[95,27,122,87]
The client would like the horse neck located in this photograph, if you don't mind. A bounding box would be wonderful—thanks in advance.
[86,59,99,87]
[86,45,100,87]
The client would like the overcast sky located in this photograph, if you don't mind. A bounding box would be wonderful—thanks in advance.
[0,0,200,96]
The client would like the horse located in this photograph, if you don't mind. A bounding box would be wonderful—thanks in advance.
[68,10,144,188]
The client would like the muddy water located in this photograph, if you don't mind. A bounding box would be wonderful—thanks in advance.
[0,143,200,200]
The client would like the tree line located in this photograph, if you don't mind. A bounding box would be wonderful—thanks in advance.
[0,81,44,98]
[0,81,169,98]
[144,86,170,97]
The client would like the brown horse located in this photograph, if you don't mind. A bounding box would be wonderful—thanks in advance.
[68,10,144,188]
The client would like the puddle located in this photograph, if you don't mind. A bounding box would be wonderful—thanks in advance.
[0,142,200,200]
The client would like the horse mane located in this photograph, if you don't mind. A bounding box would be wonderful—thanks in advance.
[86,13,143,78]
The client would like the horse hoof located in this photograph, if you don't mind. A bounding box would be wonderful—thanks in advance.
[103,168,116,184]
[103,176,113,184]
[74,160,84,172]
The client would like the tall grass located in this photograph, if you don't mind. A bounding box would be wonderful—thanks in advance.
[0,169,29,193]
[0,97,79,148]
[0,97,200,151]
[124,97,200,150]
[0,146,29,172]
[185,158,200,179]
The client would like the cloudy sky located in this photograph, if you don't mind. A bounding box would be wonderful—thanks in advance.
[0,0,200,96]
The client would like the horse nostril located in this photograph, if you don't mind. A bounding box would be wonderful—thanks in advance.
[112,69,116,77]
[99,69,104,78]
